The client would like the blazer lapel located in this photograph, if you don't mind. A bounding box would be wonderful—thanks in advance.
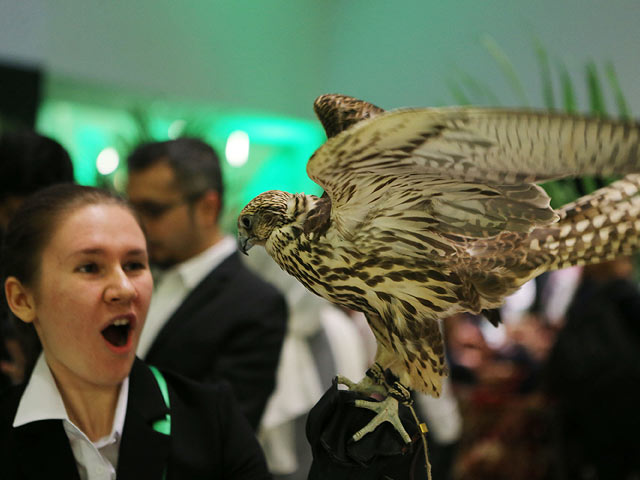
[146,253,239,357]
[14,420,81,480]
[117,359,171,480]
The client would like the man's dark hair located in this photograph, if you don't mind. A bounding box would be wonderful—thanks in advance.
[0,130,75,202]
[127,137,224,210]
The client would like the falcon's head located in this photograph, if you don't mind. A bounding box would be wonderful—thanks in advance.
[237,190,294,254]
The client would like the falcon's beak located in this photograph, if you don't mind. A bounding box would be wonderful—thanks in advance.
[237,232,254,255]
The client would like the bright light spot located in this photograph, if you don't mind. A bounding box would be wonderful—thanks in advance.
[225,130,250,167]
[113,169,127,193]
[96,147,120,175]
[168,119,186,139]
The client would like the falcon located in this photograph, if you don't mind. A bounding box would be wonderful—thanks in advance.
[237,94,640,445]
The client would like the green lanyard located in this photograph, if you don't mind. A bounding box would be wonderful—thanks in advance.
[149,365,171,479]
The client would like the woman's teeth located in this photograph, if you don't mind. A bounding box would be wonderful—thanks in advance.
[102,318,132,347]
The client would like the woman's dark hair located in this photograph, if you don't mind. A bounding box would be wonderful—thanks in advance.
[1,184,140,374]
[2,183,137,288]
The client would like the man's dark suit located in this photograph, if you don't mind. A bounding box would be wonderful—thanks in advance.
[144,252,287,429]
[0,359,271,479]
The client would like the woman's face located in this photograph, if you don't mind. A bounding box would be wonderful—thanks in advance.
[29,203,153,389]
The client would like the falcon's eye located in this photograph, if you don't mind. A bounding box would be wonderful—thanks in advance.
[240,216,252,229]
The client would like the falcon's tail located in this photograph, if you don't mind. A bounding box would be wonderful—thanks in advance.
[528,174,640,271]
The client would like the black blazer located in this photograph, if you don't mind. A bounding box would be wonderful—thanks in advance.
[0,359,272,479]
[144,252,287,429]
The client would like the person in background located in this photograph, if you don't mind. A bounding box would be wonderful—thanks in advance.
[546,258,640,479]
[0,129,75,388]
[0,184,271,479]
[126,138,287,429]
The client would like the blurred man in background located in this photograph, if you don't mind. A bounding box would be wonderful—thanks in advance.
[126,138,287,429]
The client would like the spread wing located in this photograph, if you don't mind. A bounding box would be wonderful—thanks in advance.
[313,93,385,138]
[307,99,640,248]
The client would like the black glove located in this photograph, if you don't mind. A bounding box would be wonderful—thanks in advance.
[306,378,429,480]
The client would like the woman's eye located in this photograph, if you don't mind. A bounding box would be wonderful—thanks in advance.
[124,261,147,272]
[77,263,99,274]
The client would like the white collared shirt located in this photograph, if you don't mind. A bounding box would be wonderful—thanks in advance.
[136,235,237,358]
[13,354,129,480]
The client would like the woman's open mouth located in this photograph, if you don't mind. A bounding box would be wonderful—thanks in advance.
[101,317,133,348]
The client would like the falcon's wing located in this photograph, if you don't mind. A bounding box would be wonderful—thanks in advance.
[308,106,640,197]
[307,104,640,242]
[313,93,385,139]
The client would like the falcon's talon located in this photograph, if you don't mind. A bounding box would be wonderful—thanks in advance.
[336,374,388,398]
[352,396,412,444]
[335,374,358,390]
[337,372,411,442]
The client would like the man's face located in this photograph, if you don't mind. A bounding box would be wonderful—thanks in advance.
[126,161,204,268]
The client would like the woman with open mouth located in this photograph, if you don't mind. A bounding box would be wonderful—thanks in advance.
[0,184,271,479]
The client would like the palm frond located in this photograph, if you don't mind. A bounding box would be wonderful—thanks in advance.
[586,61,607,115]
[446,38,632,206]
[557,63,578,113]
[534,40,555,109]
[605,62,631,119]
[481,34,530,106]
[446,78,472,105]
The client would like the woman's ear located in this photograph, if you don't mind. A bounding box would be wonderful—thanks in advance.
[4,277,36,324]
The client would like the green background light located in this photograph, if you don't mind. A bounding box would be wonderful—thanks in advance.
[36,78,325,233]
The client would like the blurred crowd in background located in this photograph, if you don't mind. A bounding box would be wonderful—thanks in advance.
[2,127,640,480]
[441,260,640,480]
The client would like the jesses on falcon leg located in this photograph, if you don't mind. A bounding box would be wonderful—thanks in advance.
[336,362,414,444]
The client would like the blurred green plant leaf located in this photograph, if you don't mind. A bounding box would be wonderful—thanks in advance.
[481,34,530,106]
[605,61,630,119]
[456,69,501,106]
[534,39,555,109]
[586,61,607,115]
[446,78,472,105]
[557,63,577,113]
[446,38,631,206]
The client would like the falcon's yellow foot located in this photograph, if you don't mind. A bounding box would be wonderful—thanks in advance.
[337,364,413,444]
[336,363,388,398]
[353,395,412,444]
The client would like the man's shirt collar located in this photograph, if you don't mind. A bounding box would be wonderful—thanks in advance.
[165,235,237,290]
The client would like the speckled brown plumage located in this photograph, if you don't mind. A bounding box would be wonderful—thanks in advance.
[237,94,640,399]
